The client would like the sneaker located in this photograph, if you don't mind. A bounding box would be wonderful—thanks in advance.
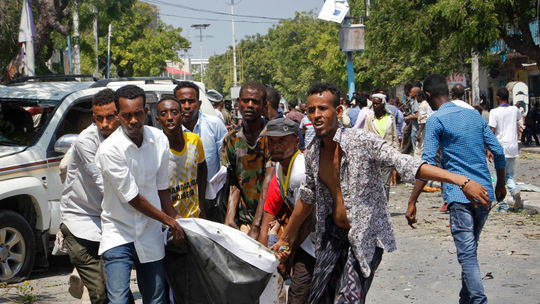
[68,273,84,299]
[513,191,522,210]
[439,203,448,212]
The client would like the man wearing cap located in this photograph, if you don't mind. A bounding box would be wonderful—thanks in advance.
[208,89,226,125]
[258,118,316,304]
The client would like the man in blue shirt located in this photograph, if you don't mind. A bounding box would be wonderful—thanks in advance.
[406,74,506,304]
[174,82,228,221]
[347,96,361,127]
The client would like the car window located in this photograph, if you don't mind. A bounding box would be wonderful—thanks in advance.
[47,98,93,158]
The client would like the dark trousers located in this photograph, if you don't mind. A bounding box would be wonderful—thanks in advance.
[288,247,316,304]
[61,224,109,304]
[401,123,413,155]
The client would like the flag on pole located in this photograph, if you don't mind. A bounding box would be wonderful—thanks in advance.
[19,0,36,76]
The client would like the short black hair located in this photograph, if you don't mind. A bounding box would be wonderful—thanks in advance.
[451,84,465,99]
[157,96,182,110]
[307,82,341,108]
[266,87,280,110]
[239,81,267,101]
[496,87,509,102]
[357,95,368,107]
[114,85,146,111]
[413,81,422,89]
[423,74,449,99]
[371,87,380,94]
[288,99,298,109]
[173,81,200,101]
[93,88,115,107]
[404,83,413,92]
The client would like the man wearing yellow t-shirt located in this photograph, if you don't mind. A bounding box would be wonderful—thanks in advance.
[157,97,208,218]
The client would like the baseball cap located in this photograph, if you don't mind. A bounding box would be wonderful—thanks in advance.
[206,89,223,104]
[263,118,299,137]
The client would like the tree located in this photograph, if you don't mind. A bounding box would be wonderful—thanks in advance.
[103,2,188,77]
[2,0,73,82]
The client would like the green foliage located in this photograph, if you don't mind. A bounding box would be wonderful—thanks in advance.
[0,0,24,77]
[206,11,352,100]
[16,281,38,303]
[103,2,188,77]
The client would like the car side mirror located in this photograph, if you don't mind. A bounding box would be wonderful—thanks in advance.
[54,134,78,154]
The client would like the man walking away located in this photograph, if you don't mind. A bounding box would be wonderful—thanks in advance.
[406,74,506,304]
[488,87,523,211]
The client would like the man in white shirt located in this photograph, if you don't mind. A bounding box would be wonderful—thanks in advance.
[95,85,184,304]
[60,88,119,303]
[488,87,523,211]
[451,84,474,110]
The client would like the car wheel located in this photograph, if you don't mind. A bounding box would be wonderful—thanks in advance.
[0,210,35,283]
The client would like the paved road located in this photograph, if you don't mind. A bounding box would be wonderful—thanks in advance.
[369,184,540,304]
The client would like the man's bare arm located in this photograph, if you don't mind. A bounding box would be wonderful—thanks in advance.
[272,198,313,256]
[416,163,489,209]
[248,166,276,240]
[258,212,277,247]
[405,179,428,228]
[224,185,241,229]
[197,161,208,219]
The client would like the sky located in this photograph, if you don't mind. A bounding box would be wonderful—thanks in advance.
[143,0,322,61]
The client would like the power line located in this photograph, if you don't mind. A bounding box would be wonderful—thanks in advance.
[160,13,277,24]
[143,0,285,21]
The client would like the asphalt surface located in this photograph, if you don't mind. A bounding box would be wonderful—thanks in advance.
[1,155,539,304]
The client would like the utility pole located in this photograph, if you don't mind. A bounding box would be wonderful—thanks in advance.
[73,0,81,75]
[182,47,191,81]
[229,0,239,86]
[107,24,113,79]
[92,5,99,78]
[191,24,210,84]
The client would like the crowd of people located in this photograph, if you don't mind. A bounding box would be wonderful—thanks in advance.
[59,74,522,304]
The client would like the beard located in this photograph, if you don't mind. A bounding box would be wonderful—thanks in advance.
[316,131,329,139]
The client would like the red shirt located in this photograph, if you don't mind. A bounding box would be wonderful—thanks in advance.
[264,174,284,215]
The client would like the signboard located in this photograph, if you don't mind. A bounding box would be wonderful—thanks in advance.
[446,73,467,89]
[230,86,241,99]
[318,0,349,23]
[339,25,365,52]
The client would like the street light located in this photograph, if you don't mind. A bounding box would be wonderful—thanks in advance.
[191,24,210,84]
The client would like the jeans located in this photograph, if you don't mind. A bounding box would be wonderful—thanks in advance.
[102,243,166,304]
[493,157,519,211]
[449,203,490,304]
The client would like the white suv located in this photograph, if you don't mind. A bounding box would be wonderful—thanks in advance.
[0,76,215,283]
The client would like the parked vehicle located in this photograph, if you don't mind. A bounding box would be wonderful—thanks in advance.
[0,76,214,283]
